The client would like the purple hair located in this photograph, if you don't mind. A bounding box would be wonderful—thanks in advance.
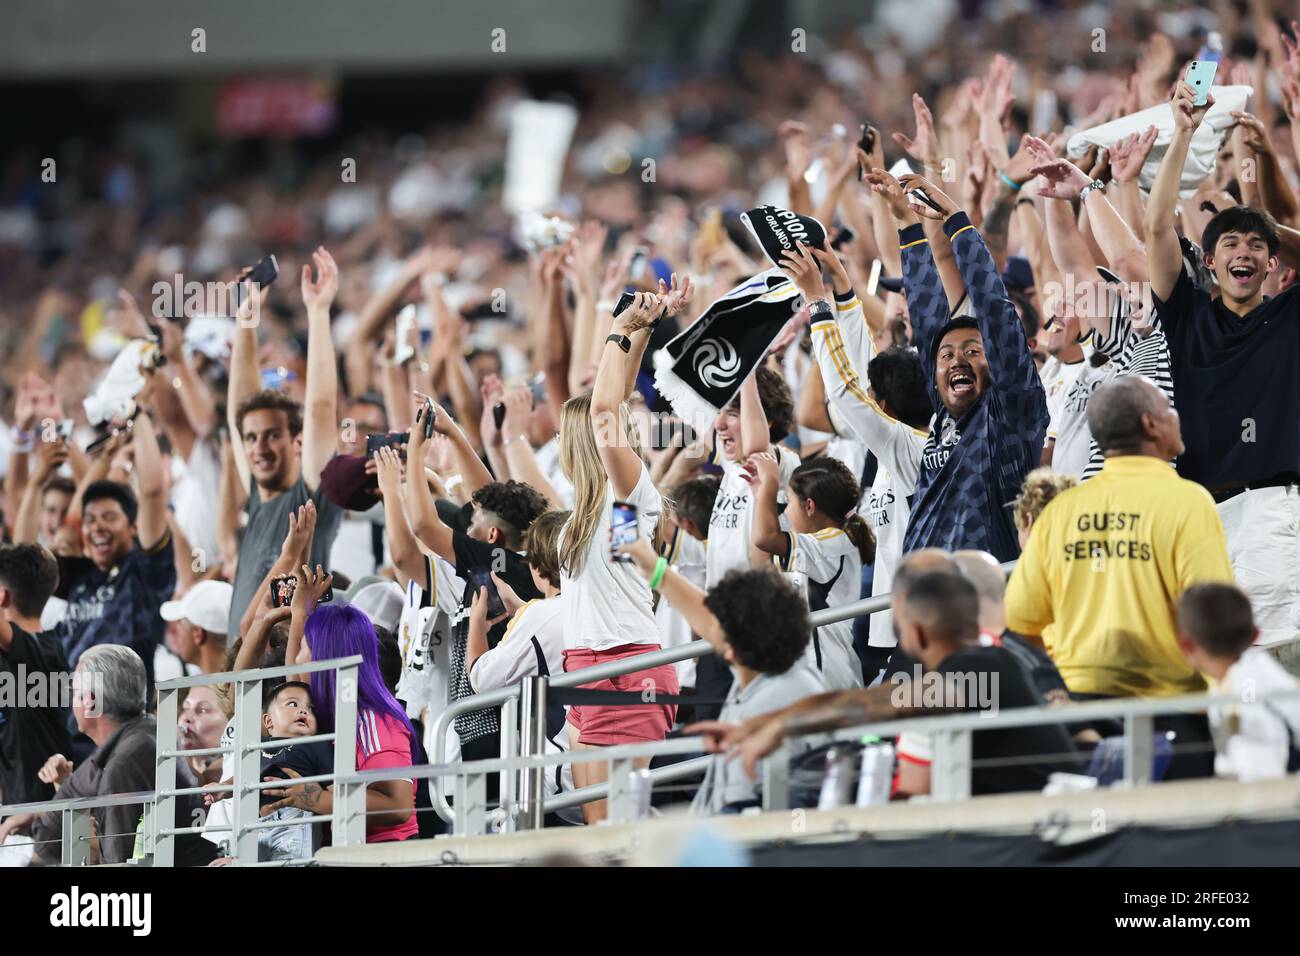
[305,603,415,746]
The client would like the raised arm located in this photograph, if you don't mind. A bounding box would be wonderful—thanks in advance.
[744,452,787,559]
[1146,83,1212,301]
[226,278,270,493]
[300,247,341,492]
[619,537,726,653]
[404,402,456,565]
[1232,111,1300,227]
[592,290,661,499]
[500,387,562,508]
[13,434,69,544]
[372,446,425,590]
[130,406,168,551]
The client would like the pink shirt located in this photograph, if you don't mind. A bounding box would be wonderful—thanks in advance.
[356,710,418,842]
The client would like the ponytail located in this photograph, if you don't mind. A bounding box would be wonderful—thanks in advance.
[843,514,876,565]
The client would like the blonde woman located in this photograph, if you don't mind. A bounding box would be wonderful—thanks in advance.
[558,277,691,824]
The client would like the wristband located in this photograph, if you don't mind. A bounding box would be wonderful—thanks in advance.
[998,172,1022,192]
[502,433,528,448]
[648,556,668,591]
[606,333,632,354]
[1079,179,1107,202]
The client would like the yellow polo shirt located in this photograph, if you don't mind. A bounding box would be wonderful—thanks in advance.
[1005,456,1234,697]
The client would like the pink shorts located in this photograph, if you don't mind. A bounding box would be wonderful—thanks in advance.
[563,644,679,746]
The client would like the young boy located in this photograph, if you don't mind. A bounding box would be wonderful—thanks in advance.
[1178,583,1300,782]
[205,681,332,863]
[619,536,828,812]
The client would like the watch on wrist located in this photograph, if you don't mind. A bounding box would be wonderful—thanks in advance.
[606,333,632,354]
[807,298,833,318]
[1079,179,1107,202]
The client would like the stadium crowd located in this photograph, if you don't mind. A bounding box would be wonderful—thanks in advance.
[4,0,1300,863]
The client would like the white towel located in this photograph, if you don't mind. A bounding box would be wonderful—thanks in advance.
[83,338,158,426]
[1066,85,1251,197]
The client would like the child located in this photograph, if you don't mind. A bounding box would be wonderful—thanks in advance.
[617,535,827,812]
[747,453,875,690]
[657,475,719,692]
[205,681,331,863]
[1178,583,1300,782]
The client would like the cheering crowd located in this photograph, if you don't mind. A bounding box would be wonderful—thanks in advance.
[5,0,1300,863]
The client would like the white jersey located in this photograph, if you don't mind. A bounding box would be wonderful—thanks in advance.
[778,527,864,689]
[811,295,928,647]
[396,553,464,762]
[707,445,800,588]
[469,596,567,693]
[1046,355,1106,479]
[655,529,708,688]
[560,465,663,652]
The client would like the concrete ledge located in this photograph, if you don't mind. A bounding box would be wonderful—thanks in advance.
[314,774,1300,866]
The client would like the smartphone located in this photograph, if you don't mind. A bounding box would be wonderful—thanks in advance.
[528,373,547,405]
[1185,59,1218,108]
[366,432,407,456]
[629,247,650,282]
[830,226,856,251]
[610,500,639,562]
[422,400,436,439]
[612,291,636,316]
[235,254,279,310]
[857,124,876,180]
[492,402,506,430]
[270,575,296,608]
[468,569,506,618]
[907,186,945,215]
[57,419,74,441]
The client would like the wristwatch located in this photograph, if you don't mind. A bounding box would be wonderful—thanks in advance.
[807,298,833,319]
[1079,179,1107,202]
[606,333,632,353]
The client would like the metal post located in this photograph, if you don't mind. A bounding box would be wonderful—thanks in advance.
[232,674,263,863]
[1122,712,1154,788]
[761,743,791,812]
[931,728,973,801]
[331,662,364,847]
[517,676,548,831]
[153,685,179,867]
[454,772,486,836]
[61,807,93,866]
[498,694,518,832]
[606,756,636,824]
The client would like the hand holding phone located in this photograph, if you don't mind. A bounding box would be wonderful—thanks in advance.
[1184,59,1218,109]
[468,569,507,618]
[366,432,408,457]
[610,501,639,562]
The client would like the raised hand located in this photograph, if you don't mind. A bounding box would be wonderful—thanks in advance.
[1110,126,1158,183]
[1230,112,1274,156]
[892,93,942,170]
[612,290,664,335]
[777,242,827,304]
[1171,81,1214,134]
[811,241,852,293]
[291,564,334,617]
[501,385,532,439]
[658,272,694,318]
[897,173,960,220]
[373,445,405,499]
[863,168,912,221]
[301,246,339,313]
[1029,157,1092,200]
[278,501,317,565]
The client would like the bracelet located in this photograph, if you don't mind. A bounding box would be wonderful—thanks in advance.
[1079,179,1107,202]
[502,434,528,448]
[998,171,1022,192]
[648,556,668,591]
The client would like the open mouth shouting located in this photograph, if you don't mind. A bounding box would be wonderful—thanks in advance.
[1225,261,1258,289]
[87,530,116,561]
[947,367,977,399]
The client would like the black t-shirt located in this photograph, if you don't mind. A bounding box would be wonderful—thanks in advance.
[55,533,176,695]
[935,646,1081,795]
[1153,269,1300,486]
[0,625,73,804]
[259,737,334,810]
[448,531,542,745]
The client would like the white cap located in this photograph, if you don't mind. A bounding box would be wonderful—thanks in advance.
[160,580,234,635]
[349,581,406,634]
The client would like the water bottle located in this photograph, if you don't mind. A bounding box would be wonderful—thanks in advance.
[818,746,860,810]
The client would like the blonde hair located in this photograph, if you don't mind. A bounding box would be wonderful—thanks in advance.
[1012,467,1078,531]
[558,393,643,576]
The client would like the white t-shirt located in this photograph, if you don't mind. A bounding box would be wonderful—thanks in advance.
[329,503,386,583]
[655,530,708,688]
[1046,358,1106,479]
[171,439,222,562]
[779,527,864,689]
[1210,647,1300,783]
[534,437,575,508]
[706,445,799,589]
[396,554,463,762]
[560,466,663,652]
[469,596,567,693]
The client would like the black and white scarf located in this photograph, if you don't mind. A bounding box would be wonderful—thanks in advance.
[652,268,802,429]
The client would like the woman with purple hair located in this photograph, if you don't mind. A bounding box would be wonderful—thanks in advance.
[268,568,418,842]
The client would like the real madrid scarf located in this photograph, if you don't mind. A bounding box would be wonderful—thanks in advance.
[652,267,803,430]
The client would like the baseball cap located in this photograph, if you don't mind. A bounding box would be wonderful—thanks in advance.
[341,577,406,633]
[160,580,234,635]
[320,454,379,512]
